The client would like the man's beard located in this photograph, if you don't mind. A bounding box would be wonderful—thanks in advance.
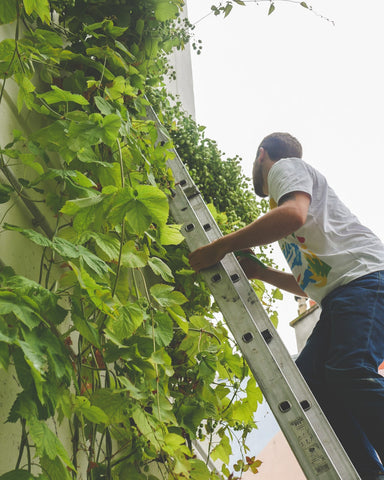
[253,162,267,198]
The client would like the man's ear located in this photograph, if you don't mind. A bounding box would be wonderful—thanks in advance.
[258,147,266,162]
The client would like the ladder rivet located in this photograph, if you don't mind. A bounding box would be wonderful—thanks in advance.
[261,329,273,344]
[300,400,311,411]
[231,273,240,283]
[279,401,291,413]
[185,224,195,232]
[242,332,254,343]
[211,274,222,283]
[203,223,211,231]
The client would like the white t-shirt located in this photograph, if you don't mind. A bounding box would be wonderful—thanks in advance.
[268,157,384,303]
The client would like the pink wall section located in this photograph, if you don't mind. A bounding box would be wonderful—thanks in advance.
[242,431,306,480]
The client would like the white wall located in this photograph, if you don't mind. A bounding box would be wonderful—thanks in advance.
[0,22,49,475]
[290,305,321,353]
[164,1,196,119]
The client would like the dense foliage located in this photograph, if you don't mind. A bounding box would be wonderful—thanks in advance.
[0,1,280,479]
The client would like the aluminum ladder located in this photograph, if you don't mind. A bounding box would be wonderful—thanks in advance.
[147,105,361,480]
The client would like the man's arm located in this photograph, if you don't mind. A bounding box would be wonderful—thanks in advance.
[188,191,311,272]
[238,253,307,297]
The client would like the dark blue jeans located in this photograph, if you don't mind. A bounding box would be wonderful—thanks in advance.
[296,271,384,478]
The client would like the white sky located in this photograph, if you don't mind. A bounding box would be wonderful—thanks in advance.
[187,0,384,354]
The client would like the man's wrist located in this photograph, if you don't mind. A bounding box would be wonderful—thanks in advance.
[214,236,232,257]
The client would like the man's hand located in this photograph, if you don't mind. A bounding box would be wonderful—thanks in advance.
[188,239,228,272]
[235,249,267,280]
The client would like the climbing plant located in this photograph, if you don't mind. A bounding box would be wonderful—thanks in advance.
[0,1,280,479]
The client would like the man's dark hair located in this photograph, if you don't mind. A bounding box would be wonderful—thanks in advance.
[257,132,303,161]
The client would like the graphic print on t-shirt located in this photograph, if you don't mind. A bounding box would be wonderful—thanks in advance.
[280,233,332,291]
[269,197,332,291]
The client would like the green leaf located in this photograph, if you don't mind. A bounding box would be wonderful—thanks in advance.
[101,114,121,146]
[38,329,72,380]
[136,18,145,36]
[117,376,146,400]
[14,73,36,113]
[148,257,174,282]
[150,349,174,377]
[73,396,109,424]
[121,240,148,268]
[135,185,169,226]
[231,399,254,423]
[272,288,283,300]
[224,3,233,17]
[106,303,144,340]
[107,186,134,224]
[104,20,127,39]
[90,232,120,261]
[28,418,75,469]
[23,0,50,23]
[0,292,41,329]
[19,334,48,374]
[125,200,152,235]
[70,263,114,314]
[132,407,163,449]
[94,96,115,115]
[300,1,309,8]
[51,238,110,276]
[0,470,35,480]
[7,390,39,423]
[77,147,111,166]
[65,110,89,123]
[60,195,103,216]
[154,312,173,347]
[270,310,278,328]
[37,85,89,105]
[0,0,17,24]
[12,348,34,391]
[0,183,13,203]
[150,284,187,307]
[91,389,130,424]
[0,342,10,370]
[72,314,100,348]
[268,2,275,15]
[155,1,179,21]
[246,376,263,411]
[190,459,211,480]
[67,121,102,152]
[4,224,52,248]
[40,455,72,480]
[167,305,188,333]
[163,432,187,453]
[19,153,44,174]
[159,224,184,245]
[211,434,231,464]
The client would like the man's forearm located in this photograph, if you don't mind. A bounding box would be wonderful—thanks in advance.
[256,267,307,297]
[215,202,306,256]
[188,193,310,274]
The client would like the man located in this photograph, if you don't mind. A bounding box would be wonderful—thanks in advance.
[188,132,384,480]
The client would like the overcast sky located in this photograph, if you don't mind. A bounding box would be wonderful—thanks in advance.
[186,0,384,353]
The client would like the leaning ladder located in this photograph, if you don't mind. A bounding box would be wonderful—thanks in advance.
[147,106,361,480]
